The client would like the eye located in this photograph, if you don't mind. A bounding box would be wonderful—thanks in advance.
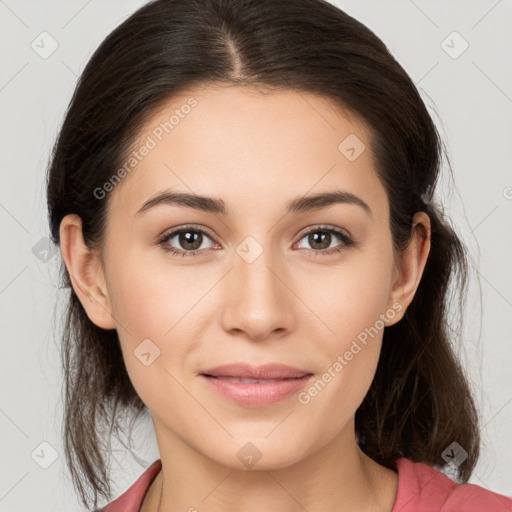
[294,226,355,256]
[158,224,355,258]
[158,225,219,257]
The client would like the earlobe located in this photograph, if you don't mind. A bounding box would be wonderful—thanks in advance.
[385,212,431,326]
[59,214,116,330]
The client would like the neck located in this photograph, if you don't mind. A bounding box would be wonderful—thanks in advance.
[143,419,398,512]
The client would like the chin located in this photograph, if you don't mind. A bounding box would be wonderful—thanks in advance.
[203,435,315,472]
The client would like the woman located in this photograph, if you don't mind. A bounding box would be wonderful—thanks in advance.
[46,0,512,511]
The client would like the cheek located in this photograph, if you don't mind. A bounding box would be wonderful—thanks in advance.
[103,254,173,373]
[104,250,214,401]
[297,297,385,441]
[105,247,208,339]
[295,250,393,410]
[303,254,393,347]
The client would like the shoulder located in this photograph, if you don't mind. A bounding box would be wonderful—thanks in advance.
[392,457,512,512]
[95,459,162,512]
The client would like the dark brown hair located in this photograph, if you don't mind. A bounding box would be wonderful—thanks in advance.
[46,0,480,509]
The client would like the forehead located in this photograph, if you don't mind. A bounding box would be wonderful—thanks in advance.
[107,84,387,220]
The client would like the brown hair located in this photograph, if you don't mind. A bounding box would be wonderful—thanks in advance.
[46,0,480,509]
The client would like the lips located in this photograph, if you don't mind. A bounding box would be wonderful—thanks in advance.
[199,363,313,406]
[200,362,312,380]
[210,377,284,383]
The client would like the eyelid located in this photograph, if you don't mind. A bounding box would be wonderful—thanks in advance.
[158,223,217,242]
[158,223,352,243]
[294,223,352,241]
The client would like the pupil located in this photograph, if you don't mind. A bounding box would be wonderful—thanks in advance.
[311,232,330,249]
[181,231,202,250]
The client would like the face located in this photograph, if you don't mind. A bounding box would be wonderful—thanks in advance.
[90,84,406,469]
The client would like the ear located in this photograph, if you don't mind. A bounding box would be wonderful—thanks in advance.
[59,214,116,330]
[385,211,431,326]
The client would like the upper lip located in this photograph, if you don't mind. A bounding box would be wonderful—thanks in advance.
[201,363,312,379]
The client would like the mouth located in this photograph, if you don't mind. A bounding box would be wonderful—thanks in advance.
[199,363,313,406]
[200,362,312,380]
[203,376,304,383]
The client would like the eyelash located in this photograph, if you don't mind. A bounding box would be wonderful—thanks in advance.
[158,224,355,258]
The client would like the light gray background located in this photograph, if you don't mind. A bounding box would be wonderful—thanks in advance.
[1,0,511,510]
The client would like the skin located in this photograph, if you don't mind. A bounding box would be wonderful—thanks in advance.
[59,84,430,512]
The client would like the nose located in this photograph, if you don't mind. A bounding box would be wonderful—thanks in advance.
[220,242,297,342]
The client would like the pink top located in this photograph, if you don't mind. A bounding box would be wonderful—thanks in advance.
[98,457,512,512]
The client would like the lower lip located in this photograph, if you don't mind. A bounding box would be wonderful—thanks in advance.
[200,374,313,406]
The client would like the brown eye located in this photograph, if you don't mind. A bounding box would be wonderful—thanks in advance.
[307,231,333,250]
[159,226,217,257]
[295,226,355,255]
[176,230,204,251]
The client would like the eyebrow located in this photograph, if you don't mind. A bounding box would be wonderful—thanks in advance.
[136,189,372,218]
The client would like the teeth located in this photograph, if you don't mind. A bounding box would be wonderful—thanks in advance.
[215,377,282,383]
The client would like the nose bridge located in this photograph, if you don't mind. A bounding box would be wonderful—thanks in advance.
[220,233,295,339]
[234,233,284,305]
